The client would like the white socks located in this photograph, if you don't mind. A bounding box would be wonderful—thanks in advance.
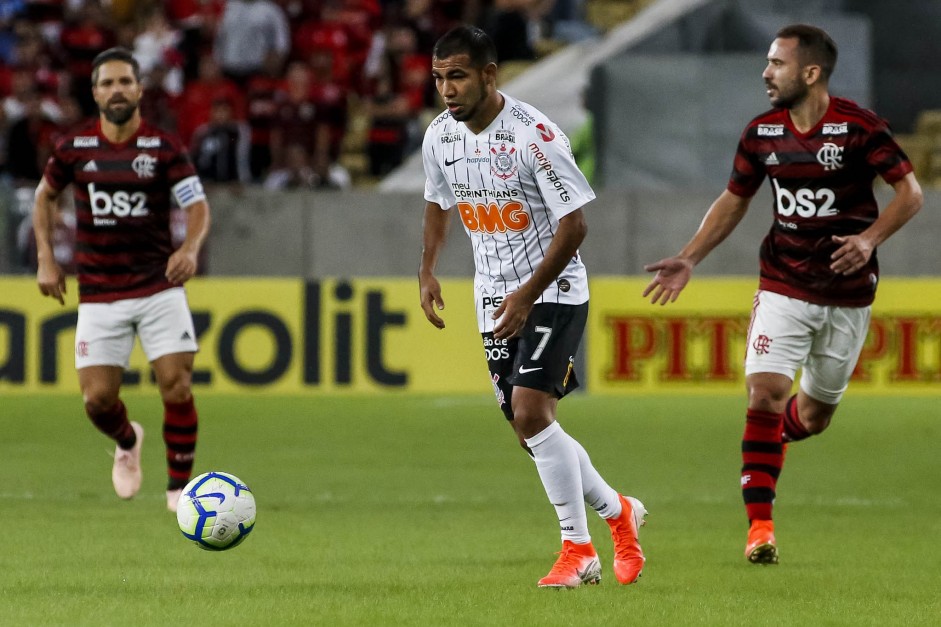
[525,422,625,544]
[525,421,592,543]
[570,436,622,520]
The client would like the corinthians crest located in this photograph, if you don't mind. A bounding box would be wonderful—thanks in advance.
[490,143,518,180]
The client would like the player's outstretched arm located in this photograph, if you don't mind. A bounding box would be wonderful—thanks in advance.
[642,256,694,305]
[830,172,923,275]
[493,208,587,340]
[419,201,450,329]
[167,199,210,285]
[33,177,66,305]
[643,189,751,305]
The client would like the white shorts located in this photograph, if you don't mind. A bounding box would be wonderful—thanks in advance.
[744,290,870,404]
[75,288,199,369]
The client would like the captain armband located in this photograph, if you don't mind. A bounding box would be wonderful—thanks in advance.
[172,176,207,209]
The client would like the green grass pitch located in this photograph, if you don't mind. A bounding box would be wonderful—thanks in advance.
[1,393,939,625]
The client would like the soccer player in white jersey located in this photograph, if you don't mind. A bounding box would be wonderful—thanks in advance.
[418,25,646,588]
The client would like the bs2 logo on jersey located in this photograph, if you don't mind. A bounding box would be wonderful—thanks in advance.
[88,183,149,225]
[771,179,838,218]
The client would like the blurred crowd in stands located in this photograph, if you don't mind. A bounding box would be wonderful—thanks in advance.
[0,0,594,272]
[0,0,593,187]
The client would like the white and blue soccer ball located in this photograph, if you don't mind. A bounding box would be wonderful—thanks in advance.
[176,471,256,551]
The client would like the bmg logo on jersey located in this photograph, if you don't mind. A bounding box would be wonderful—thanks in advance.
[88,183,149,223]
[457,200,530,233]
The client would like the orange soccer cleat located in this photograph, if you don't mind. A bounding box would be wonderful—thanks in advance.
[537,540,602,588]
[112,421,144,499]
[607,495,647,584]
[745,519,779,564]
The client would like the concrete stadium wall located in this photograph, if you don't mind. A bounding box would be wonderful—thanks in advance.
[202,187,940,279]
[4,185,934,278]
[590,12,871,190]
[203,188,475,278]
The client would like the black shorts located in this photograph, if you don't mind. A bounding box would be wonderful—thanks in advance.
[482,302,588,421]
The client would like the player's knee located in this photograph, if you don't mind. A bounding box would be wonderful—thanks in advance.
[510,404,536,427]
[510,410,553,440]
[156,365,193,402]
[159,377,192,404]
[161,387,192,405]
[747,385,790,412]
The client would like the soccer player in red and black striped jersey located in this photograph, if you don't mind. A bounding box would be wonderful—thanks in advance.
[643,24,922,564]
[33,48,211,513]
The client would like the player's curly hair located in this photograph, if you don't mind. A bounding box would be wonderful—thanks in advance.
[91,47,142,85]
[776,24,838,80]
[433,25,498,69]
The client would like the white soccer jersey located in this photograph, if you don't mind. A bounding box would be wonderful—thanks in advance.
[423,92,595,332]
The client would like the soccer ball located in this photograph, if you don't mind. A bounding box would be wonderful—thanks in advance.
[176,471,256,551]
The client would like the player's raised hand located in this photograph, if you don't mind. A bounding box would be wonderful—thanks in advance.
[492,290,533,340]
[419,274,446,329]
[830,234,873,275]
[643,256,694,305]
[166,248,198,284]
[37,259,66,305]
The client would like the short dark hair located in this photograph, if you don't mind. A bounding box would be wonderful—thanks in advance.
[776,24,838,80]
[91,47,141,85]
[433,25,498,68]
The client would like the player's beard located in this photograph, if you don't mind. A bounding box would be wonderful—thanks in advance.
[767,78,809,109]
[101,99,139,125]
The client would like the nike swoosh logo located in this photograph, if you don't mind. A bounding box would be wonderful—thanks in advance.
[518,366,542,374]
[444,157,464,166]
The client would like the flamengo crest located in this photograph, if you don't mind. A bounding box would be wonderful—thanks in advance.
[816,142,843,171]
[132,153,157,178]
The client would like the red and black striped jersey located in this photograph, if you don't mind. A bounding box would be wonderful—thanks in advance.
[727,97,912,306]
[43,119,205,303]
